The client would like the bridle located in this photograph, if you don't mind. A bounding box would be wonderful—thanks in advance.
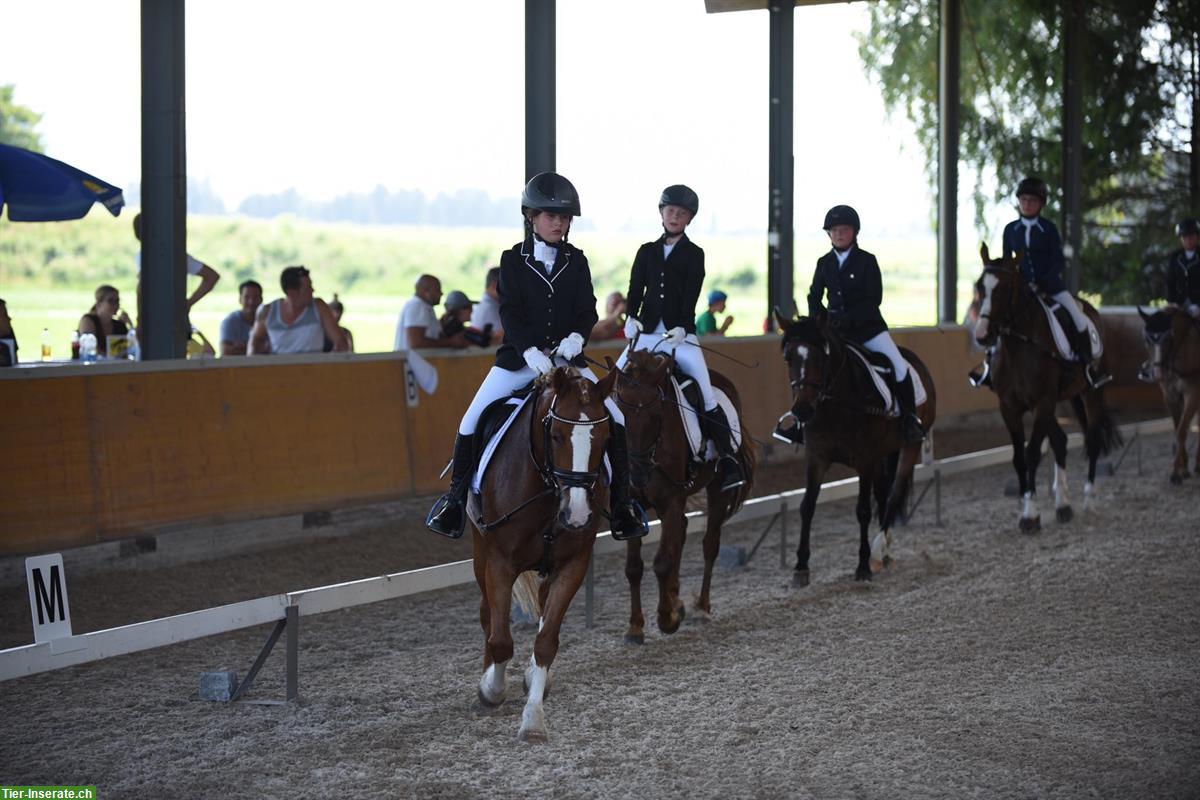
[977,264,1051,353]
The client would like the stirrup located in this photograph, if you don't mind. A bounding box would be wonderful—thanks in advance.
[903,415,926,445]
[772,411,804,444]
[718,457,747,492]
[425,495,466,539]
[1085,364,1112,389]
[610,501,649,541]
[967,361,990,388]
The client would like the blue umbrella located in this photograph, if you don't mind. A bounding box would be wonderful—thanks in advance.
[0,143,124,221]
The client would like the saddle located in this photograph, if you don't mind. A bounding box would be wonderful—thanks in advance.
[669,364,743,462]
[841,341,928,417]
[1036,293,1103,362]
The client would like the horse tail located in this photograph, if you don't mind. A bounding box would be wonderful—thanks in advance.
[877,449,901,526]
[511,570,542,620]
[881,449,914,532]
[1071,391,1123,458]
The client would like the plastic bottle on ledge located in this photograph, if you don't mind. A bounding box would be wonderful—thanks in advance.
[79,333,98,363]
[71,331,80,361]
[127,330,140,361]
[41,328,51,361]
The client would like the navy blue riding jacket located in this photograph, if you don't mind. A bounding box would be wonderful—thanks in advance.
[494,237,598,371]
[806,245,888,343]
[1165,248,1200,307]
[1002,215,1066,294]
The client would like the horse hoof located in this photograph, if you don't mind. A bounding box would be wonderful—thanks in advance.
[623,632,645,646]
[792,570,810,588]
[869,557,883,574]
[855,568,873,582]
[1056,506,1073,524]
[518,727,548,744]
[1170,473,1183,486]
[477,687,504,709]
[1019,516,1041,533]
[658,607,685,635]
[882,555,894,568]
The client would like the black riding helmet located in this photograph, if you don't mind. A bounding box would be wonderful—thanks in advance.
[521,172,581,217]
[823,205,860,233]
[659,184,699,216]
[1016,176,1048,202]
[1175,217,1200,237]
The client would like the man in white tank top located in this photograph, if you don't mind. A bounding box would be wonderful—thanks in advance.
[248,266,348,355]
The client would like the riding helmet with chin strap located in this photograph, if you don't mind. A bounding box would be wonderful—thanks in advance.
[521,172,582,217]
[1175,217,1200,237]
[822,205,860,234]
[1016,176,1049,202]
[659,184,699,216]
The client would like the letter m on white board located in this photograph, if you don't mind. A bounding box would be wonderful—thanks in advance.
[26,553,73,644]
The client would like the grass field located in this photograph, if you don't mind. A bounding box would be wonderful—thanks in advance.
[1,212,982,358]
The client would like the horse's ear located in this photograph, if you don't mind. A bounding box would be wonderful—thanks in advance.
[1137,305,1151,323]
[596,360,618,398]
[772,306,792,332]
[551,366,569,395]
[651,354,672,383]
[980,242,990,262]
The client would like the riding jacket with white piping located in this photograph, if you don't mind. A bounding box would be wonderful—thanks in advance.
[806,245,887,344]
[625,233,705,335]
[494,237,599,371]
[1002,215,1066,294]
[1165,248,1200,308]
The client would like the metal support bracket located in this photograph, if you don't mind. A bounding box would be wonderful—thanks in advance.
[230,604,299,705]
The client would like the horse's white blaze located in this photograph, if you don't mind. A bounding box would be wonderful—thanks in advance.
[479,661,508,705]
[565,413,592,527]
[1021,490,1040,519]
[519,662,550,741]
[1053,463,1070,509]
[976,274,998,340]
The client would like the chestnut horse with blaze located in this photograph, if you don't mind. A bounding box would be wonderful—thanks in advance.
[467,366,617,743]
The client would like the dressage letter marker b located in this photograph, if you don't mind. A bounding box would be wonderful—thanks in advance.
[25,553,73,644]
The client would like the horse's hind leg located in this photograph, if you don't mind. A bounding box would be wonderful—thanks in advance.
[624,537,646,645]
[695,482,727,619]
[1048,417,1072,523]
[477,557,516,708]
[1000,402,1029,502]
[520,543,593,744]
[854,473,873,581]
[1174,388,1200,484]
[1019,404,1054,533]
[795,459,829,587]
[653,500,688,635]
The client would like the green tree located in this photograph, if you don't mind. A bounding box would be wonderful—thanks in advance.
[858,0,1193,303]
[0,84,44,151]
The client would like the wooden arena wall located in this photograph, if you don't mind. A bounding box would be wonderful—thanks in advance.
[0,318,1160,557]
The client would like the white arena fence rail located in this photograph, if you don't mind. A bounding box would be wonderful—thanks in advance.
[0,417,1173,683]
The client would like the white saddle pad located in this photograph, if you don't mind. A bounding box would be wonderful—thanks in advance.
[1037,295,1103,361]
[670,376,743,462]
[846,348,928,418]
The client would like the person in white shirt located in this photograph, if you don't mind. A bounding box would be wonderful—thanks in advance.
[133,213,220,312]
[394,274,467,351]
[469,267,504,340]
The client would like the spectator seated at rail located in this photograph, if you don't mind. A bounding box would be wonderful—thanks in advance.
[0,298,16,366]
[695,289,734,337]
[439,290,493,347]
[77,284,132,357]
[590,291,627,341]
[394,274,468,352]
[248,266,347,355]
[470,266,504,341]
[219,279,263,356]
[325,293,355,352]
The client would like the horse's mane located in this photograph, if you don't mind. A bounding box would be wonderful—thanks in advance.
[780,316,827,350]
[623,349,672,383]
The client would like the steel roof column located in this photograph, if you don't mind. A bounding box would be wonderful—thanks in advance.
[937,0,960,324]
[140,0,188,360]
[767,1,795,328]
[525,0,555,179]
[1062,0,1084,294]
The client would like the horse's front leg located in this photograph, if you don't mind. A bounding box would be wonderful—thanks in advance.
[695,479,727,619]
[624,536,646,645]
[520,539,594,744]
[854,472,873,581]
[477,555,515,708]
[1047,418,1073,523]
[999,402,1028,507]
[1172,389,1199,484]
[653,498,688,635]
[1019,403,1054,533]
[795,458,828,587]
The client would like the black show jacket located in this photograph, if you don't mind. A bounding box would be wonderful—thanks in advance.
[495,238,599,371]
[806,246,888,343]
[1166,248,1200,307]
[625,233,705,335]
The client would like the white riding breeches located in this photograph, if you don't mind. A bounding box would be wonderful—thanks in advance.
[458,356,623,435]
[1051,290,1089,331]
[861,331,909,381]
[616,322,717,410]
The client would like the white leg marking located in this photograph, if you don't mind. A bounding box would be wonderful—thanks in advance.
[479,660,508,706]
[519,662,550,742]
[565,414,593,528]
[1083,480,1096,511]
[1021,490,1040,520]
[1053,463,1071,510]
[870,530,886,573]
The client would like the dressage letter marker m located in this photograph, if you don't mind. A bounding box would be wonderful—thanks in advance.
[26,553,73,644]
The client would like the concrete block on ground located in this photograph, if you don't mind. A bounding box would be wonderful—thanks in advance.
[718,544,747,569]
[200,670,238,702]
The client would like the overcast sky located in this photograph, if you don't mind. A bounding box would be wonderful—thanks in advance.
[1,0,964,237]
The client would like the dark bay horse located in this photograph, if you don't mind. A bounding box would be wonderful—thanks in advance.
[466,365,618,742]
[614,349,755,644]
[974,244,1122,530]
[775,310,937,585]
[1138,306,1200,483]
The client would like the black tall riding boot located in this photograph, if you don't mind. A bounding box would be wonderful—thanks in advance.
[897,374,926,445]
[703,405,747,492]
[607,423,649,541]
[1074,328,1111,387]
[425,433,476,539]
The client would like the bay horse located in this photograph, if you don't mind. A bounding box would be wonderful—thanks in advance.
[466,364,618,742]
[775,310,937,585]
[974,243,1122,530]
[613,348,755,644]
[1138,306,1200,483]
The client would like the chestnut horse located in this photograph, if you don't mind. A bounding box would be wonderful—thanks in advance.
[613,349,755,644]
[1138,306,1200,483]
[973,244,1122,530]
[775,310,937,585]
[466,365,617,742]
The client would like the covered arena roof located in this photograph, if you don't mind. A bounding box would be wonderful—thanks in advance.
[704,0,864,12]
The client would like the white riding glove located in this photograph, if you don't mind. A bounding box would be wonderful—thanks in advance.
[664,326,687,346]
[522,347,554,375]
[555,332,584,361]
[623,317,643,339]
